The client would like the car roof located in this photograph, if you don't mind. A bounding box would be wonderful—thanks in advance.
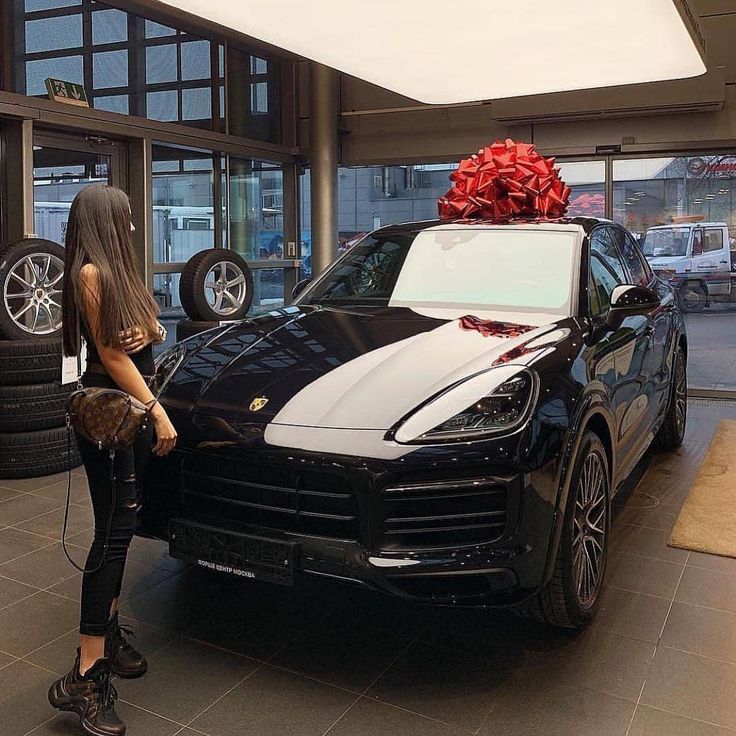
[372,216,612,238]
[648,222,727,229]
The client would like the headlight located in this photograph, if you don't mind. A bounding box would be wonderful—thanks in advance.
[154,344,185,390]
[393,368,538,445]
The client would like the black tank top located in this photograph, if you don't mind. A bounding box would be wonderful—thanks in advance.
[82,321,156,377]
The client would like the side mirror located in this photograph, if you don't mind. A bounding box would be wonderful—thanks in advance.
[606,284,660,328]
[291,277,312,300]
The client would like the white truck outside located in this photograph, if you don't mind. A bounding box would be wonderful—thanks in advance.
[643,222,734,311]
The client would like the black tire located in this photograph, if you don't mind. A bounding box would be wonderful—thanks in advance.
[678,282,707,312]
[179,249,253,321]
[176,318,220,342]
[0,381,73,432]
[655,347,687,451]
[0,238,65,340]
[0,339,62,386]
[513,431,610,630]
[0,426,81,479]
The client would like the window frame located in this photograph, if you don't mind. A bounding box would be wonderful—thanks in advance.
[587,226,628,319]
[703,226,724,254]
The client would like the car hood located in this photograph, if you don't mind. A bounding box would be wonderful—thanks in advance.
[167,305,572,432]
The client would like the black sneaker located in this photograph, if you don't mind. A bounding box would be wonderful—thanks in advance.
[106,612,148,679]
[48,650,125,736]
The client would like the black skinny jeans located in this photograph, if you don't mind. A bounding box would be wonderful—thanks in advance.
[76,373,154,637]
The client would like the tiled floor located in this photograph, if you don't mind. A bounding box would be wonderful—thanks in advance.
[1,400,736,736]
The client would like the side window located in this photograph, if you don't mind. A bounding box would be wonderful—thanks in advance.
[610,227,650,286]
[589,229,626,317]
[704,228,724,253]
[590,256,622,316]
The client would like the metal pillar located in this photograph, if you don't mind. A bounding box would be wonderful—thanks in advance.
[4,118,35,241]
[309,63,339,276]
[128,138,154,288]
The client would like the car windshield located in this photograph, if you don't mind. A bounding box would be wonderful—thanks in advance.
[299,226,579,315]
[642,227,690,258]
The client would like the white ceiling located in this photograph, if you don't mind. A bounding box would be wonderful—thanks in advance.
[157,0,707,104]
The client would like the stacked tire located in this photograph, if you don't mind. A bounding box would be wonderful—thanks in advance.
[0,238,81,479]
[177,249,253,340]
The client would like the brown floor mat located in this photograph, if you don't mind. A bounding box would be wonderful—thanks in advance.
[669,419,736,558]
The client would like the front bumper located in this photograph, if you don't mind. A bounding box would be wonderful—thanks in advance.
[140,434,562,607]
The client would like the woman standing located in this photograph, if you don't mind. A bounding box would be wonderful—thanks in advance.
[50,185,177,736]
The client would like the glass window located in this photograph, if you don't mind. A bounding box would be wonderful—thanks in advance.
[589,255,622,317]
[227,46,281,143]
[181,87,211,122]
[229,157,284,262]
[92,9,127,45]
[590,228,628,283]
[609,227,650,286]
[25,0,79,9]
[251,269,285,316]
[704,227,724,253]
[25,55,84,96]
[181,40,211,81]
[303,228,578,315]
[151,144,216,265]
[25,14,82,53]
[146,90,178,121]
[251,82,268,114]
[93,94,129,114]
[12,1,226,131]
[145,20,176,38]
[93,50,128,89]
[614,155,736,392]
[33,145,112,244]
[558,160,606,217]
[641,226,691,258]
[146,44,177,84]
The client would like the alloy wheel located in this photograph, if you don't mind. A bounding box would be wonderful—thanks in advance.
[203,261,248,317]
[2,252,64,336]
[572,452,607,608]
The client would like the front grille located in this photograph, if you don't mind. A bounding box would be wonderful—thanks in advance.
[379,477,509,551]
[178,452,360,542]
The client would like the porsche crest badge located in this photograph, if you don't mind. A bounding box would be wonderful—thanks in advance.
[249,396,269,412]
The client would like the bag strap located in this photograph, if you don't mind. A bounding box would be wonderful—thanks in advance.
[62,300,117,575]
[75,308,83,391]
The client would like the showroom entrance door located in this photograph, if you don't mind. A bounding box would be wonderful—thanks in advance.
[32,131,127,246]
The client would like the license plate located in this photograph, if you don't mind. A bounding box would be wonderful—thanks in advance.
[169,519,297,587]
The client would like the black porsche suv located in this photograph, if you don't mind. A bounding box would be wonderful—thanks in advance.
[142,217,686,629]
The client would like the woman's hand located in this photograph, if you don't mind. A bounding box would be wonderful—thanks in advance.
[120,327,149,354]
[151,406,178,456]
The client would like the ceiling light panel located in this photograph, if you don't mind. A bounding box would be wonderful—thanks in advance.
[157,0,706,104]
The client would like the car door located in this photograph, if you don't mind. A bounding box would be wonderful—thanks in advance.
[703,226,731,295]
[691,227,716,280]
[608,226,669,453]
[591,227,653,473]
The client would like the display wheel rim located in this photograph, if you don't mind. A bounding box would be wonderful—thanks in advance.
[3,252,64,335]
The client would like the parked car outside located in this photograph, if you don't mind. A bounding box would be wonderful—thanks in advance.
[643,221,734,310]
[144,217,687,630]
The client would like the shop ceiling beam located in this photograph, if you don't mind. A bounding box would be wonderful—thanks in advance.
[0,90,300,163]
[309,63,339,277]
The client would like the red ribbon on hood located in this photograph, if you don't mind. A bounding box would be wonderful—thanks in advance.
[459,315,534,339]
[438,139,571,222]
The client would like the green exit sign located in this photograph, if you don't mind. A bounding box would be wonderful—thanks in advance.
[44,78,89,107]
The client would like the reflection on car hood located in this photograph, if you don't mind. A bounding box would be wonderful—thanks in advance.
[167,305,569,431]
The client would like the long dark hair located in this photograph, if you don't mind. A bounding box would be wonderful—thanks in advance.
[62,184,159,356]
